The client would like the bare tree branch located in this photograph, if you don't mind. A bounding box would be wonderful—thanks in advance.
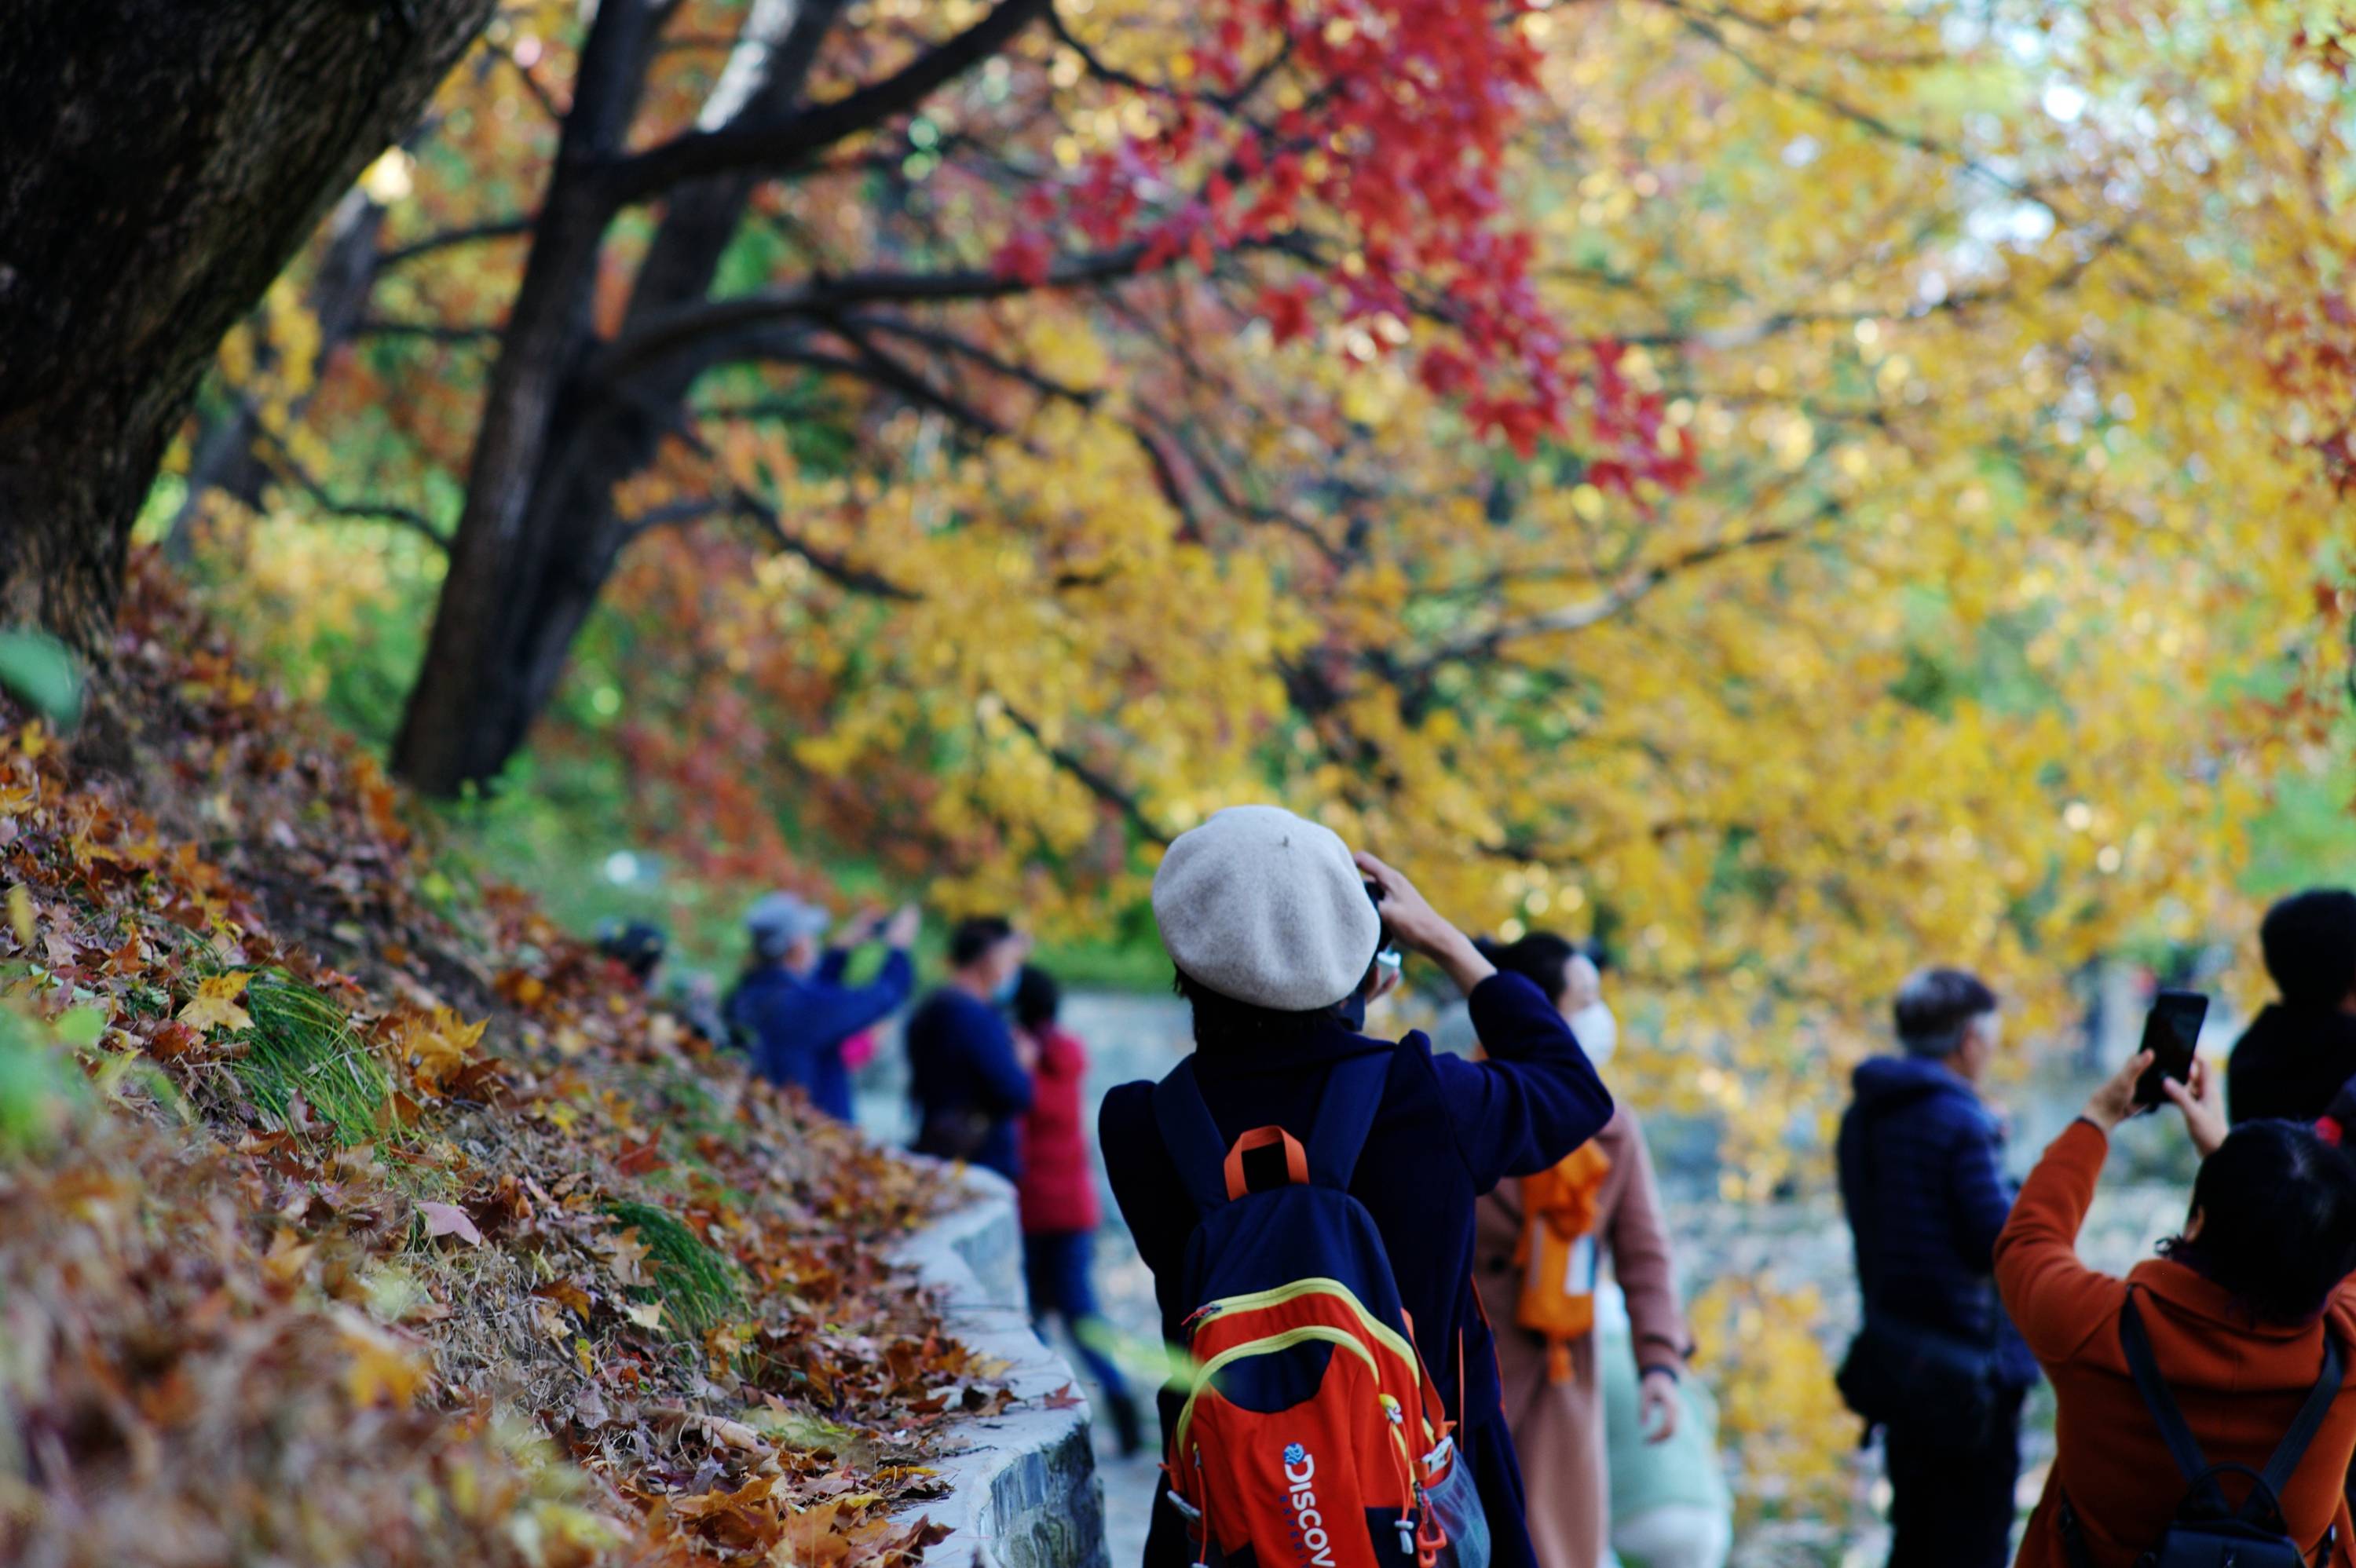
[598,0,1054,205]
[486,34,567,119]
[253,426,449,548]
[619,495,730,539]
[847,315,1103,407]
[999,700,1169,844]
[1406,517,1826,674]
[660,423,922,601]
[377,217,536,271]
[826,323,1012,437]
[1656,0,2052,209]
[354,316,507,345]
[590,242,1153,382]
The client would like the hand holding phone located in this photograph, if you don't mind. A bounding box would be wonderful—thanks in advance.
[2132,990,2209,1109]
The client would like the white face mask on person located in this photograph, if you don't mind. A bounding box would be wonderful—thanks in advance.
[1568,1001,1618,1065]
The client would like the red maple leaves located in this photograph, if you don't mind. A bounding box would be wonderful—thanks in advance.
[997,0,1696,484]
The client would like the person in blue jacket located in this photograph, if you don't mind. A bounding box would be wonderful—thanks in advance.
[1099,805,1615,1568]
[905,915,1035,1181]
[1836,967,2039,1568]
[727,893,918,1121]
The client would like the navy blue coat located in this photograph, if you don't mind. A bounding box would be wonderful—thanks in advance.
[1100,970,1615,1568]
[728,948,912,1121]
[1836,1054,2039,1391]
[905,988,1035,1181]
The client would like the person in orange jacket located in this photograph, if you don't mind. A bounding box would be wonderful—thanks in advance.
[1995,1048,2356,1568]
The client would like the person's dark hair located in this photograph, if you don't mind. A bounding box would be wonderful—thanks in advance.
[948,915,1015,969]
[2160,1120,2356,1322]
[2261,890,2356,1009]
[598,919,667,981]
[1014,964,1061,1032]
[1173,968,1344,1051]
[1893,967,1999,1058]
[1475,932,1582,1008]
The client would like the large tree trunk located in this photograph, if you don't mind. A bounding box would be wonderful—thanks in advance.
[390,0,666,796]
[0,0,493,650]
[393,412,638,788]
[392,0,843,795]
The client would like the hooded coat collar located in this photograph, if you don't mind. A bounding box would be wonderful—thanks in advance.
[1190,1011,1403,1074]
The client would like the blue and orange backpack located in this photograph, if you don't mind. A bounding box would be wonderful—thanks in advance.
[1152,1052,1490,1568]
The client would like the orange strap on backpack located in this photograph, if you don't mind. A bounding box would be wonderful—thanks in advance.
[1512,1142,1613,1382]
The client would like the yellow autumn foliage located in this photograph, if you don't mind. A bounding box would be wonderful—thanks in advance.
[186,0,2354,1190]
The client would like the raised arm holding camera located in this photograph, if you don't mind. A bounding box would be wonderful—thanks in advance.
[1996,1047,2356,1568]
[1100,806,1615,1568]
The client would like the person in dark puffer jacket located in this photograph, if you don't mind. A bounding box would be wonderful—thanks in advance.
[2228,888,2356,1126]
[1837,967,2040,1568]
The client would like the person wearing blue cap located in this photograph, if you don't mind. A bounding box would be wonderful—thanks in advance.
[727,893,920,1121]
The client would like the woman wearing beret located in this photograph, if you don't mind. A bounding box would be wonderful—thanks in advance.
[1100,805,1616,1568]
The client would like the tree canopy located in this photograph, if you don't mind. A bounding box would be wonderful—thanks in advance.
[173,0,2355,1179]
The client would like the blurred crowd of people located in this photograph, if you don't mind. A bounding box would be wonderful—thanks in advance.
[585,836,2356,1568]
[587,832,1732,1568]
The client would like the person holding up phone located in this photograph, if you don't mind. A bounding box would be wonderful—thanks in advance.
[2131,990,2209,1110]
[1995,1050,2356,1568]
[728,894,920,1121]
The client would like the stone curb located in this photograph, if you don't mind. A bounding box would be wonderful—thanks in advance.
[893,1164,1110,1568]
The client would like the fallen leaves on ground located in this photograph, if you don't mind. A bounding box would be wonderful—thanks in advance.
[0,554,997,1568]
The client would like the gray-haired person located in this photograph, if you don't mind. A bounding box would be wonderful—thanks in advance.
[726,894,919,1121]
[1835,967,2040,1568]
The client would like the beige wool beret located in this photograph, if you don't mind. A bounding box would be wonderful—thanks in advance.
[1152,805,1383,1011]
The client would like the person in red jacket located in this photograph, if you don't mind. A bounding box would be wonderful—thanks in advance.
[1013,964,1143,1456]
[1995,1050,2356,1568]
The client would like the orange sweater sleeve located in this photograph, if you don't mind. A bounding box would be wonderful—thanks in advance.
[1993,1117,2127,1365]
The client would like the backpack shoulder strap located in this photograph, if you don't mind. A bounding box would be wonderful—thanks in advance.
[2252,1325,2348,1519]
[1304,1052,1388,1190]
[2120,1288,2216,1495]
[1152,1056,1234,1216]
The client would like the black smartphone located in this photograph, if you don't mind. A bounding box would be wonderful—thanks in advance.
[2132,990,2209,1107]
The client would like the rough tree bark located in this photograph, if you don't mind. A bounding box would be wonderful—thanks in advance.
[0,0,494,651]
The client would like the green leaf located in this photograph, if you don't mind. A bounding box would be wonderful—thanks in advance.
[0,630,84,729]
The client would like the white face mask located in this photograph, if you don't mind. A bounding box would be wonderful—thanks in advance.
[1568,1001,1618,1065]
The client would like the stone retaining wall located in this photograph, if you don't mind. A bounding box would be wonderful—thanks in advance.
[894,1165,1110,1568]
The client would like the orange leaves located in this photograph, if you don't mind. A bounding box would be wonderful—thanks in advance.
[649,1471,949,1564]
[336,1310,431,1407]
[2,559,979,1568]
[383,1003,491,1097]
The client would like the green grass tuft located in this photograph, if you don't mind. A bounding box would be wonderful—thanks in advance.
[232,974,392,1146]
[603,1200,744,1339]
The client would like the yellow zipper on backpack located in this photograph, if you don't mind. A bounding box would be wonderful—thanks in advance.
[1184,1277,1420,1372]
[1171,1325,1386,1461]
